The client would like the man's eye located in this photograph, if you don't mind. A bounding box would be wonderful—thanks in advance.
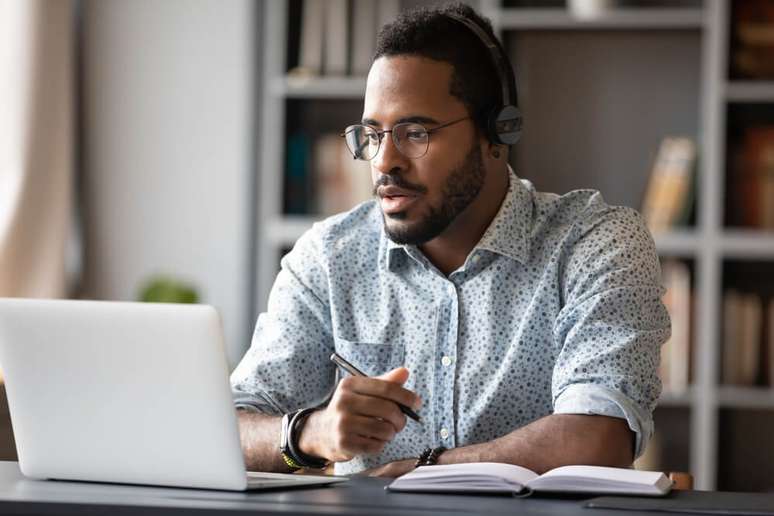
[406,131,426,141]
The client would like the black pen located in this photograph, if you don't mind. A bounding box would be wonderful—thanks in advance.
[330,352,421,423]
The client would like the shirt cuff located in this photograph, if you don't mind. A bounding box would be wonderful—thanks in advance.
[231,389,284,416]
[553,383,654,459]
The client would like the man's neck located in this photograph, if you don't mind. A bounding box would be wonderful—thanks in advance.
[420,166,510,276]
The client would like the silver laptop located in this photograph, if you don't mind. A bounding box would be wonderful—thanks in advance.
[0,298,346,491]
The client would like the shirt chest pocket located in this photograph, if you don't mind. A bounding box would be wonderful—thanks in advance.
[333,338,405,377]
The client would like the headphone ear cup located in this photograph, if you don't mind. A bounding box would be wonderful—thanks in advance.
[489,105,523,146]
[485,107,502,145]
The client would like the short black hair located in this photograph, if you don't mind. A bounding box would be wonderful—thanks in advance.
[373,2,515,139]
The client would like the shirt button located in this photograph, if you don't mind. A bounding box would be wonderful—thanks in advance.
[441,356,452,367]
[447,284,455,295]
[472,255,480,263]
[440,428,450,439]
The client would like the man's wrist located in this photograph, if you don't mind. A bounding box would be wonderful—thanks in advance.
[297,408,326,461]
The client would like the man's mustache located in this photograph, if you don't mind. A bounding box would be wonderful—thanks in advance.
[372,173,428,196]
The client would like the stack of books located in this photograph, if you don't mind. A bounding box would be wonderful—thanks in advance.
[722,291,774,387]
[285,131,372,216]
[728,126,774,230]
[640,137,696,236]
[730,0,774,80]
[659,260,692,394]
[291,0,400,78]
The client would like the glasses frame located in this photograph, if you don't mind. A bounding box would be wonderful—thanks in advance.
[340,116,471,161]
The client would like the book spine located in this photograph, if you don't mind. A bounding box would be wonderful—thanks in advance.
[324,0,348,76]
[641,137,695,234]
[351,0,377,76]
[298,0,325,76]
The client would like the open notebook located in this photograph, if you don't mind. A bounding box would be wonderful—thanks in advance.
[387,463,672,497]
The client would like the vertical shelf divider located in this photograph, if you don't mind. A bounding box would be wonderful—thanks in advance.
[692,0,729,491]
[256,1,288,313]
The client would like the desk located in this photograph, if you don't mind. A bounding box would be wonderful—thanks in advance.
[0,461,770,516]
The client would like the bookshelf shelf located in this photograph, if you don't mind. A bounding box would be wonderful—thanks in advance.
[265,216,317,246]
[270,76,366,99]
[725,82,774,103]
[654,230,700,257]
[496,8,704,31]
[659,389,693,408]
[719,231,774,259]
[718,387,774,410]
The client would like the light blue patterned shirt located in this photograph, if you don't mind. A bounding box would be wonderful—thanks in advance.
[231,169,670,475]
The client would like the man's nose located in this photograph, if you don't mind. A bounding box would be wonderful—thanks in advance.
[372,131,409,176]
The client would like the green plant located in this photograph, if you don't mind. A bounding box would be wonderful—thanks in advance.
[138,276,199,304]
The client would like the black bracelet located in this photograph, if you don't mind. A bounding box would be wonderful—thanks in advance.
[414,447,432,468]
[415,446,447,467]
[287,408,329,469]
[425,446,447,466]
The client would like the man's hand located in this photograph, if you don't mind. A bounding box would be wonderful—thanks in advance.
[361,458,416,478]
[298,367,421,463]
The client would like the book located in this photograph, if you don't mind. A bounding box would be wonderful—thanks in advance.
[739,293,763,386]
[640,137,696,235]
[387,463,672,497]
[659,260,692,393]
[723,290,764,386]
[738,127,774,229]
[731,0,774,79]
[323,0,348,76]
[723,290,742,385]
[296,0,325,76]
[351,0,377,76]
[768,300,774,387]
[313,134,372,216]
[285,132,313,214]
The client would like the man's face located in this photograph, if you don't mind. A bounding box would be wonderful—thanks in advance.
[363,56,486,245]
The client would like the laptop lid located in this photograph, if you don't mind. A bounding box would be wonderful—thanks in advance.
[0,298,250,490]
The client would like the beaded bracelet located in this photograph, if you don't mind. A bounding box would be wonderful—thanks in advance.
[415,446,447,467]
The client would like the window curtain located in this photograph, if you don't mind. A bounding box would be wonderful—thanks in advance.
[0,0,76,298]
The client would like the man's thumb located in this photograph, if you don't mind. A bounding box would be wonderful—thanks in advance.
[376,366,409,385]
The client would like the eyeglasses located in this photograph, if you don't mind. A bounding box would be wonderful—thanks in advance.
[340,116,471,161]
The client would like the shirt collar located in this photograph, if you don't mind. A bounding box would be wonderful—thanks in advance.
[475,166,533,264]
[383,166,533,271]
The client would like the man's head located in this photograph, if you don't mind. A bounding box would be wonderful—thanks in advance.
[360,3,516,246]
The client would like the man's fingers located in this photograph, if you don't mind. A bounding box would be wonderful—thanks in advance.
[340,375,421,412]
[336,431,385,456]
[337,390,406,433]
[376,366,410,385]
[347,414,397,443]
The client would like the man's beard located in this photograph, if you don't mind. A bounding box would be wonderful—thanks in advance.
[378,144,486,246]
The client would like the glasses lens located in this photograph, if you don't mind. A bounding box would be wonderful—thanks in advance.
[344,125,379,161]
[393,123,429,159]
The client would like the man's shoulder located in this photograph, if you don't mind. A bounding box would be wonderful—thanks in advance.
[530,184,647,243]
[300,200,383,256]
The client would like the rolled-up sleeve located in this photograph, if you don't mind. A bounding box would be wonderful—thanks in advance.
[551,205,671,458]
[230,225,336,416]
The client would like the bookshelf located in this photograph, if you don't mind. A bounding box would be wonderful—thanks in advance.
[255,0,774,491]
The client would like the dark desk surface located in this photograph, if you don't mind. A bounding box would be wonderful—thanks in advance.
[0,461,770,516]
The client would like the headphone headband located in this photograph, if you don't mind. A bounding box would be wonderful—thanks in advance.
[443,12,512,108]
[442,11,522,146]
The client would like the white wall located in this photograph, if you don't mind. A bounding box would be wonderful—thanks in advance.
[81,0,255,367]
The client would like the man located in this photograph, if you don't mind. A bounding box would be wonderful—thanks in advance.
[231,3,669,478]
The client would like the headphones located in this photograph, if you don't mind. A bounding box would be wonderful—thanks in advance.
[444,12,523,146]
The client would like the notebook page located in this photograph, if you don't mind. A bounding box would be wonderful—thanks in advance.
[527,465,670,495]
[388,462,539,494]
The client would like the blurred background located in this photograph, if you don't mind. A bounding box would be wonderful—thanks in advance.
[2,0,774,492]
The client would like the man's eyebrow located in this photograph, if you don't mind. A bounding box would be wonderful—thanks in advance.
[361,115,441,127]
